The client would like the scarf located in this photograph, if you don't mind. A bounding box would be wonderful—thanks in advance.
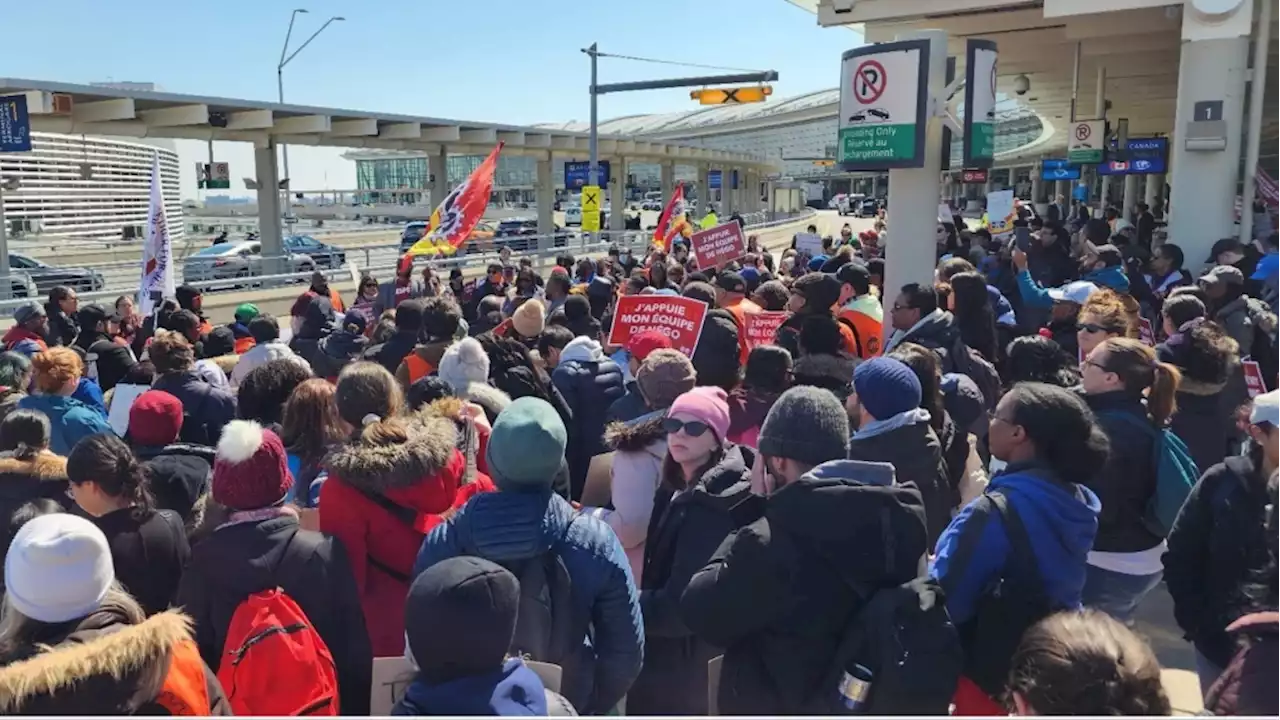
[852,407,932,441]
[217,504,297,531]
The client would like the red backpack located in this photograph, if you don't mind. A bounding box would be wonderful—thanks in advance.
[217,588,339,716]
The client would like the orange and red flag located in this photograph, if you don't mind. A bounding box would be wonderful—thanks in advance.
[408,142,504,256]
[653,182,689,252]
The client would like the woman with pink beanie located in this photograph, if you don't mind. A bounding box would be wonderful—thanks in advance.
[627,385,754,715]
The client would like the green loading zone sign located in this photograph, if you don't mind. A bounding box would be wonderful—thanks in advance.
[838,39,930,171]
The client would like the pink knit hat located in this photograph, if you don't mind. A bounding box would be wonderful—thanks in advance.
[667,387,731,443]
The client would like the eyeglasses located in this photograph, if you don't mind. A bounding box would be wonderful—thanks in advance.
[1076,322,1120,335]
[1082,358,1111,373]
[891,303,914,312]
[662,418,710,437]
[987,409,1016,425]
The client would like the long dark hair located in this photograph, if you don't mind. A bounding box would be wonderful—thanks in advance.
[66,433,155,519]
[661,444,726,493]
[889,342,946,432]
[1004,382,1110,482]
[476,332,557,405]
[949,271,999,364]
[0,410,50,459]
[281,379,346,467]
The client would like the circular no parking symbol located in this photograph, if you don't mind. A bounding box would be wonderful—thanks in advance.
[1075,124,1092,141]
[853,59,886,105]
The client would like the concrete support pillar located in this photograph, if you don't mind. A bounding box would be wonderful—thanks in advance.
[609,157,625,232]
[1168,0,1252,266]
[1100,175,1112,208]
[1122,173,1140,219]
[429,146,448,207]
[697,165,710,217]
[723,168,736,216]
[1030,172,1044,205]
[660,161,675,201]
[254,140,285,278]
[535,156,554,236]
[1055,179,1067,200]
[1145,173,1163,215]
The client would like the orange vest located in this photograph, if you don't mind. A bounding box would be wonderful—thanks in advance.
[153,638,213,716]
[404,354,435,384]
[723,297,761,365]
[234,336,256,355]
[837,308,884,359]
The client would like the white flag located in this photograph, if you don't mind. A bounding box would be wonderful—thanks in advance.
[138,153,175,317]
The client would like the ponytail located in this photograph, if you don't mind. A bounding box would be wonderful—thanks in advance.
[1096,338,1182,427]
[1147,361,1181,428]
[66,434,155,518]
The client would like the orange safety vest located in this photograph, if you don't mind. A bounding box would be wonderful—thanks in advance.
[153,638,213,716]
[723,297,760,366]
[404,354,435,384]
[837,308,883,360]
[234,336,256,355]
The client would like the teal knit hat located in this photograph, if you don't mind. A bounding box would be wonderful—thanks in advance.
[485,397,568,491]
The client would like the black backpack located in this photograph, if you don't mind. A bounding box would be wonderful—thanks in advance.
[943,335,1000,412]
[956,491,1058,698]
[811,576,963,715]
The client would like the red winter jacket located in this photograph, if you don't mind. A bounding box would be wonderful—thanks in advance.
[319,412,494,656]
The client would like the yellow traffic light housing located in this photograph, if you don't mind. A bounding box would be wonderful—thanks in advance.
[690,85,772,105]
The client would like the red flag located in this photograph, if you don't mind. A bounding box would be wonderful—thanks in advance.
[653,183,688,252]
[408,142,504,255]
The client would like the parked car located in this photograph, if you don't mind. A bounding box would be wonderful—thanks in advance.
[182,240,317,288]
[8,253,105,295]
[564,206,583,226]
[284,235,346,269]
[828,194,846,211]
[399,221,497,255]
[400,221,428,250]
[495,217,571,250]
[857,197,880,218]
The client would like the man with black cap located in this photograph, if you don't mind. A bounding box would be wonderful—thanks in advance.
[775,272,858,359]
[836,262,883,359]
[73,303,137,392]
[682,386,928,715]
[715,270,762,365]
[1206,237,1262,290]
[396,556,575,715]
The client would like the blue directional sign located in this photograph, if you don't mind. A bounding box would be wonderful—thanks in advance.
[708,170,723,189]
[0,95,33,153]
[1041,159,1081,181]
[1098,137,1167,176]
[730,169,739,190]
[564,160,611,189]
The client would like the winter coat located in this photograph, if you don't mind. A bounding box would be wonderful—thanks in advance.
[362,331,419,376]
[229,339,312,387]
[415,490,643,715]
[693,309,744,391]
[74,329,137,392]
[848,419,951,548]
[777,309,861,360]
[937,412,969,509]
[601,412,667,580]
[629,444,753,715]
[175,512,373,716]
[1213,294,1275,360]
[1204,612,1279,717]
[791,353,856,404]
[1167,370,1247,477]
[681,460,928,715]
[45,304,78,347]
[1017,265,1131,310]
[15,393,114,455]
[229,322,255,354]
[135,443,213,532]
[1,325,47,357]
[0,451,72,592]
[930,462,1101,625]
[393,339,453,391]
[0,607,230,715]
[1084,390,1164,553]
[92,507,190,617]
[726,387,781,449]
[1162,453,1274,668]
[606,382,649,424]
[393,658,572,716]
[312,328,369,380]
[491,364,574,429]
[884,308,962,356]
[1025,241,1076,295]
[319,411,484,657]
[151,371,237,448]
[551,337,625,500]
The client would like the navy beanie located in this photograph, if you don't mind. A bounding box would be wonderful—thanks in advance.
[852,356,922,420]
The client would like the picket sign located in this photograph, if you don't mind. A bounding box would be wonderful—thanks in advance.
[794,232,824,257]
[691,221,747,271]
[743,311,791,350]
[607,295,709,357]
[1243,359,1266,398]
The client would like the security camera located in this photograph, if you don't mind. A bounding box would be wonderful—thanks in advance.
[1013,74,1031,96]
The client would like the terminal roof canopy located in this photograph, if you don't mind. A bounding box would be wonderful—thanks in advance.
[0,78,774,169]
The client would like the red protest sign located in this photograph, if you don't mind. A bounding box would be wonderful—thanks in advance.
[742,311,790,350]
[1243,359,1266,398]
[691,221,746,271]
[608,295,709,357]
[1139,317,1155,347]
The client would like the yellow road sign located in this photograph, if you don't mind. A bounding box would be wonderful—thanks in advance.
[581,185,601,213]
[581,210,600,232]
[690,86,772,105]
[813,159,835,167]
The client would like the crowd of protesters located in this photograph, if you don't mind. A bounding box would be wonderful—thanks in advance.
[0,199,1274,717]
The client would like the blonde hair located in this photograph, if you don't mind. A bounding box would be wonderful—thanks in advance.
[30,347,82,394]
[1079,289,1138,338]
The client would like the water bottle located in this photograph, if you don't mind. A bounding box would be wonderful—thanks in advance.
[836,663,874,712]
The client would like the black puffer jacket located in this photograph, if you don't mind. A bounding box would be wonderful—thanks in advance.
[1163,452,1273,668]
[289,296,335,363]
[176,513,373,715]
[682,460,927,716]
[73,330,137,392]
[629,444,754,716]
[551,337,625,500]
[691,309,742,391]
[1168,373,1247,477]
[92,507,189,617]
[1084,390,1163,553]
[312,328,368,380]
[134,443,213,534]
[792,353,856,404]
[847,420,951,548]
[151,371,236,448]
[44,304,78,347]
[361,331,418,376]
[0,451,73,593]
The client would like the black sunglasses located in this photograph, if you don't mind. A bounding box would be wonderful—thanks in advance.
[662,418,710,437]
[1076,322,1121,334]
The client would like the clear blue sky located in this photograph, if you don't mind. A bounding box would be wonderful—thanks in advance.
[6,0,862,195]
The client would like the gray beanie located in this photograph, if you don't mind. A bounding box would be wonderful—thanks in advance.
[757,386,850,466]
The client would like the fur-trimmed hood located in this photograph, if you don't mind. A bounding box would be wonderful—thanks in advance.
[326,413,459,493]
[0,609,198,715]
[605,411,668,453]
[0,450,67,481]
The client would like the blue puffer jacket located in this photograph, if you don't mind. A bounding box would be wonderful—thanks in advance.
[415,490,643,715]
[930,461,1101,625]
[1017,265,1131,309]
[551,337,625,499]
[151,371,236,447]
[16,394,114,455]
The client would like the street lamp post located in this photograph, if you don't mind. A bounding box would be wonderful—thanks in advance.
[276,8,344,184]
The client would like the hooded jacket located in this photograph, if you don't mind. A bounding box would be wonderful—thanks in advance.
[415,491,643,715]
[175,513,373,715]
[16,393,114,455]
[312,327,369,381]
[228,321,256,354]
[791,353,856,404]
[319,412,487,657]
[229,339,312,387]
[691,309,744,391]
[1084,390,1164,553]
[930,462,1101,625]
[1163,452,1274,668]
[0,607,230,715]
[135,443,213,533]
[1164,360,1248,475]
[0,451,72,592]
[393,658,562,716]
[884,308,961,355]
[601,413,668,580]
[1213,293,1275,360]
[849,416,951,547]
[92,507,190,618]
[681,460,928,715]
[150,371,237,448]
[1017,265,1131,310]
[552,336,625,500]
[629,444,753,716]
[74,328,137,392]
[2,325,48,357]
[726,387,781,449]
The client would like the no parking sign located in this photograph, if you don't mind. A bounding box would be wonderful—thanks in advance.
[837,39,931,171]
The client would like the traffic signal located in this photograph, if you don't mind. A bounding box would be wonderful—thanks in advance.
[690,86,772,105]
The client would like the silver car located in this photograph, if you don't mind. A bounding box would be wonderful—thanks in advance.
[182,240,316,288]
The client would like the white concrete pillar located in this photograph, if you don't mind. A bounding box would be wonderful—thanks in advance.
[1122,173,1140,219]
[660,161,675,201]
[697,165,710,217]
[1030,172,1044,205]
[535,156,554,236]
[609,157,625,232]
[254,140,285,278]
[429,146,448,207]
[1100,175,1112,208]
[1168,1,1252,266]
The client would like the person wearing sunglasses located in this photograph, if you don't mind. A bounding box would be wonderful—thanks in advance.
[627,386,749,715]
[1076,288,1137,362]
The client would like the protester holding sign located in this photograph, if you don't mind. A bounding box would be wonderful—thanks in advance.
[714,271,762,365]
[691,222,747,272]
[608,295,709,358]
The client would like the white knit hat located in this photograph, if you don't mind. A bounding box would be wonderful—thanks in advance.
[438,337,490,392]
[4,514,114,624]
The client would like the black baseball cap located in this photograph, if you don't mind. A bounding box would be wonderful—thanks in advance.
[716,270,746,294]
[836,262,871,294]
[1206,237,1245,263]
[76,303,111,329]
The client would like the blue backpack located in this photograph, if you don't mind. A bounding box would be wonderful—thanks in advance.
[1103,412,1200,537]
